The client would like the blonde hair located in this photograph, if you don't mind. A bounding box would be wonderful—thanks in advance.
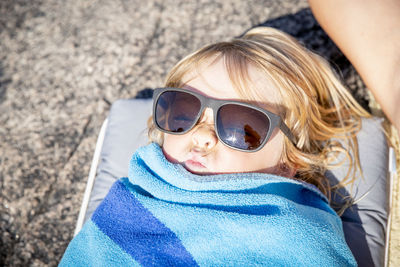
[148,27,371,199]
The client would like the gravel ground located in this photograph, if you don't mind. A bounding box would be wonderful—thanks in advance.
[0,0,397,266]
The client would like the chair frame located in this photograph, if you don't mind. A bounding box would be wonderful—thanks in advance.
[74,118,108,236]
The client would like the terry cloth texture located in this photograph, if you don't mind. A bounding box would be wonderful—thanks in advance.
[60,143,356,266]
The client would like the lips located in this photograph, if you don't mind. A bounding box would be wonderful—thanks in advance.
[183,152,210,174]
[185,159,206,169]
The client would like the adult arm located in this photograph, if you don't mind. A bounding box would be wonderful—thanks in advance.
[308,0,400,131]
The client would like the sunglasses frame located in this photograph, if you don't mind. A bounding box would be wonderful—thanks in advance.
[152,87,296,152]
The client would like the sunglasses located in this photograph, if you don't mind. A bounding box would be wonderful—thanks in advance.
[152,87,296,152]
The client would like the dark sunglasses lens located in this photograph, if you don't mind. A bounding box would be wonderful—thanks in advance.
[217,104,270,150]
[155,91,201,133]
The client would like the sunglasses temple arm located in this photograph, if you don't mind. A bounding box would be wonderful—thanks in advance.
[279,121,297,146]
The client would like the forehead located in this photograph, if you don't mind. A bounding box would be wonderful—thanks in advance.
[181,58,282,110]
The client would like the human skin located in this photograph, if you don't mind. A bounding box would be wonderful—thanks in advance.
[309,0,400,132]
[162,58,295,177]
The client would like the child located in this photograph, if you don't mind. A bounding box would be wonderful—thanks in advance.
[149,26,369,198]
[60,27,366,266]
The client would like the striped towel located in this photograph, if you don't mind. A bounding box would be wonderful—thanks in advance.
[59,143,356,266]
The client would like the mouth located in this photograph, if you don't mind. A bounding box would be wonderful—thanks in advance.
[184,159,207,172]
[185,159,206,168]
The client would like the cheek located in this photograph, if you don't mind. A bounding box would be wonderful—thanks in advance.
[222,151,277,173]
[212,143,281,173]
[224,133,285,173]
[256,133,285,170]
[260,132,285,161]
[162,134,188,163]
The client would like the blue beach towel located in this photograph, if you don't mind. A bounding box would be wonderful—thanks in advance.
[60,143,356,266]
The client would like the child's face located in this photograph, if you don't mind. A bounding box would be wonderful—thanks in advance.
[162,59,292,177]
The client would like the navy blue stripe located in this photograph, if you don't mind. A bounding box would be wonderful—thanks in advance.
[92,179,198,267]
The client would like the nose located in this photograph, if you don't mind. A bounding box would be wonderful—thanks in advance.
[191,108,218,150]
[191,125,218,150]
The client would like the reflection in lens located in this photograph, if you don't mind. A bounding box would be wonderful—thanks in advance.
[217,104,269,150]
[244,124,261,149]
[155,91,201,133]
